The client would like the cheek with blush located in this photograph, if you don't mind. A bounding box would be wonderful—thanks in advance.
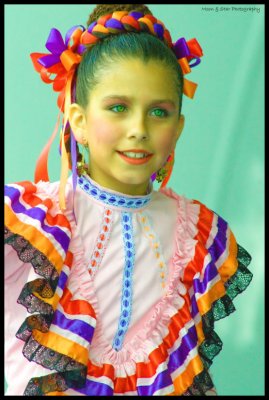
[87,117,120,147]
[155,130,177,156]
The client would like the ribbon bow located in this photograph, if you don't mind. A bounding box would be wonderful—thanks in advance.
[173,37,203,98]
[30,25,85,111]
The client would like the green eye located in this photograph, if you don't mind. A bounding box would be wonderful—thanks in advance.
[109,105,168,117]
[151,108,168,118]
[110,104,126,113]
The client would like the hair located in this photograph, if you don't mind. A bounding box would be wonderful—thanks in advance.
[76,4,183,111]
[68,4,184,166]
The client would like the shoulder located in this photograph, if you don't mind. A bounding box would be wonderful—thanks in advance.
[157,186,222,234]
[4,178,76,214]
[162,186,253,305]
[158,186,241,279]
[5,179,60,206]
[159,186,215,213]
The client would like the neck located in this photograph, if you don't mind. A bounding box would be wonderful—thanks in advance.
[86,169,151,196]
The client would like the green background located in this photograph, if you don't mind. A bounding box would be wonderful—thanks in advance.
[4,4,264,395]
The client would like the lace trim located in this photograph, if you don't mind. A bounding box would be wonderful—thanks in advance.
[21,336,86,395]
[112,212,135,351]
[88,208,113,277]
[5,226,87,395]
[4,227,59,288]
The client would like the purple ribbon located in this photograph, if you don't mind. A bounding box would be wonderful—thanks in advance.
[64,25,85,46]
[38,25,85,69]
[173,37,201,68]
[173,37,189,59]
[105,18,124,30]
[151,172,157,182]
[70,127,78,224]
[153,23,164,39]
[129,11,144,20]
[88,21,97,33]
[70,80,78,224]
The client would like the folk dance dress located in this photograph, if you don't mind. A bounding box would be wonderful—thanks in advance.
[4,174,253,395]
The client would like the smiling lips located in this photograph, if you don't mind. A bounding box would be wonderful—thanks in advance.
[117,149,153,165]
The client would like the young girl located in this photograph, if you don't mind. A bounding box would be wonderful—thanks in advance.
[4,4,253,396]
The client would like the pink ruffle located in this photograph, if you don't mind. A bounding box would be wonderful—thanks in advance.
[63,185,201,377]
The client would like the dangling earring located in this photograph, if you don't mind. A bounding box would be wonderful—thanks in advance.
[77,144,89,176]
[154,150,175,189]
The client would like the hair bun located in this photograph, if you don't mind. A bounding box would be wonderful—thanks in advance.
[87,4,152,26]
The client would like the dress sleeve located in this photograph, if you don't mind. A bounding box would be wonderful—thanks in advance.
[4,179,70,283]
[4,179,74,330]
[4,180,77,394]
[180,198,253,394]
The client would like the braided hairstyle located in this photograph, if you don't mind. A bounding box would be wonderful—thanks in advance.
[69,4,184,169]
[87,4,153,26]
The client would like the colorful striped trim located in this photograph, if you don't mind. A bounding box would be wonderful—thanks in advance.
[5,182,71,268]
[4,181,90,395]
[5,183,70,252]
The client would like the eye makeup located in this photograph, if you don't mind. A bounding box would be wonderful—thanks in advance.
[101,95,176,111]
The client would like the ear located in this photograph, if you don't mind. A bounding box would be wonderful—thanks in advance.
[174,114,185,145]
[68,103,88,145]
[177,114,185,139]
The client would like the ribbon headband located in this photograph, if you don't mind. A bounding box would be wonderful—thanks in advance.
[30,10,204,210]
[31,10,203,111]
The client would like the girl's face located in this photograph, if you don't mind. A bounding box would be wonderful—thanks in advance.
[69,58,184,195]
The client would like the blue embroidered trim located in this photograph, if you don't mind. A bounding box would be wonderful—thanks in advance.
[78,175,152,209]
[112,212,135,351]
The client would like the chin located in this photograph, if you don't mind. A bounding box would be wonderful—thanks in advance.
[118,174,150,185]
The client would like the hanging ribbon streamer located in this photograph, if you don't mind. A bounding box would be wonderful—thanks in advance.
[31,26,84,211]
[70,127,78,224]
[34,111,62,183]
[31,25,85,186]
[59,67,76,210]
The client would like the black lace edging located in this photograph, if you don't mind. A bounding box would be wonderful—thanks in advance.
[182,244,253,396]
[5,226,87,395]
[4,227,59,291]
[21,336,87,395]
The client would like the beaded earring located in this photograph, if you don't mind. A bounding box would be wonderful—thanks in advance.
[77,145,89,176]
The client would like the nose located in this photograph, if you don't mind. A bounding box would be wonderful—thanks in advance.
[126,113,149,141]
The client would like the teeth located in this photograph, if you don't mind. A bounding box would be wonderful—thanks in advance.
[122,152,149,159]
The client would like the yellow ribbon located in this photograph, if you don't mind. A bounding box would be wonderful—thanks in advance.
[59,68,75,211]
[183,78,198,99]
[60,49,81,72]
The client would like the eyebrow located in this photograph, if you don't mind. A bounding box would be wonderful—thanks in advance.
[101,95,176,107]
